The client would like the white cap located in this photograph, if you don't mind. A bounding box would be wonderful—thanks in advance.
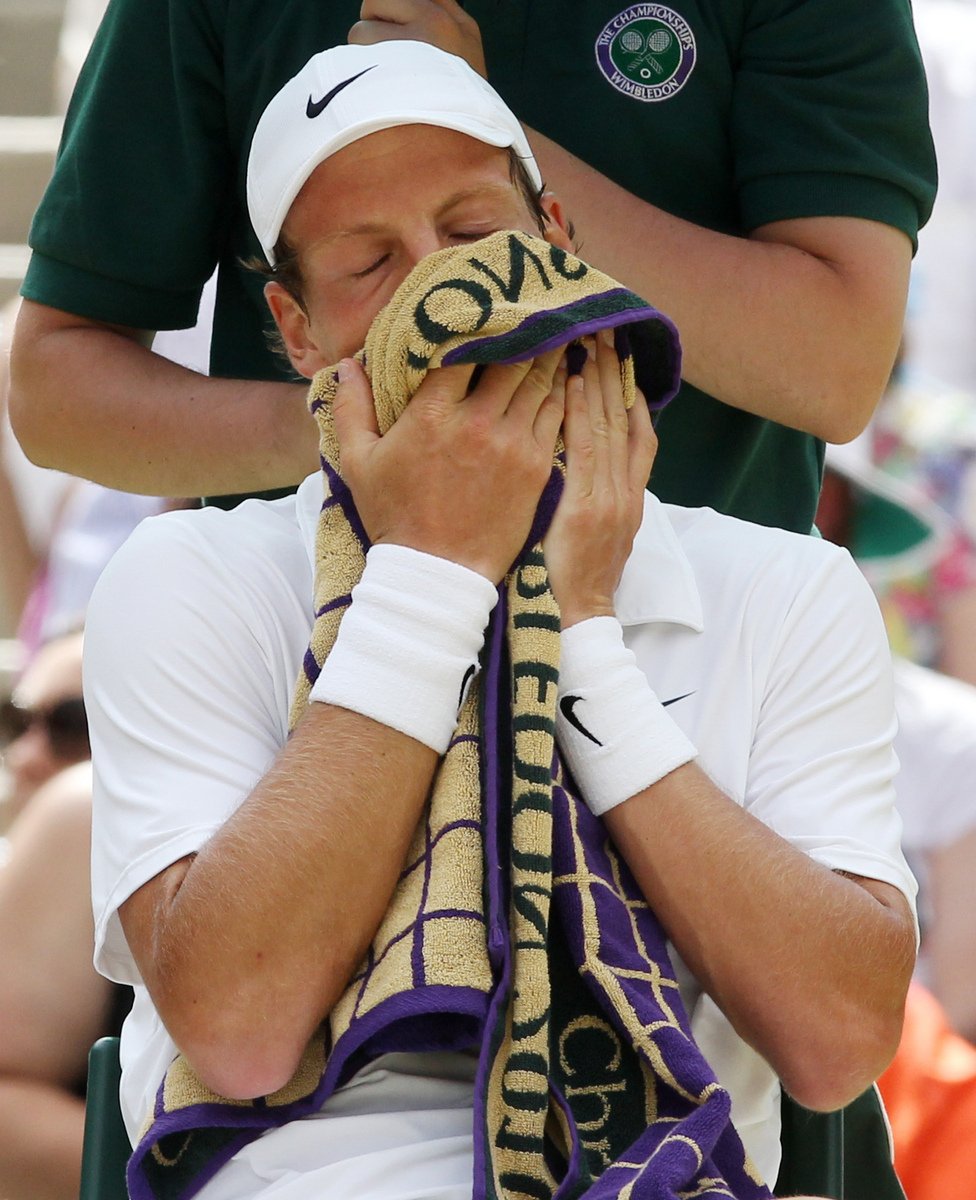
[246,41,543,264]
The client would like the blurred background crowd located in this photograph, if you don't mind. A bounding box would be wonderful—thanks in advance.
[0,1,975,1198]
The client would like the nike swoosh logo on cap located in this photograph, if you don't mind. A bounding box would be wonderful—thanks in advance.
[559,695,603,747]
[306,65,377,118]
[661,691,695,707]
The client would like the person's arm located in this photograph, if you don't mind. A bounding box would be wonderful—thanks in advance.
[0,765,113,1200]
[119,701,440,1100]
[352,0,917,441]
[528,142,910,441]
[9,0,324,496]
[544,332,915,1112]
[603,772,914,1111]
[8,301,317,496]
[107,354,565,1099]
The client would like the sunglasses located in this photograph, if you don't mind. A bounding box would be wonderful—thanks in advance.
[0,696,90,759]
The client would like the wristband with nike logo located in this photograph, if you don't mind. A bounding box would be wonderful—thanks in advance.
[556,616,697,816]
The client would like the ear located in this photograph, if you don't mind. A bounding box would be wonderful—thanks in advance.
[540,192,574,252]
[264,282,329,379]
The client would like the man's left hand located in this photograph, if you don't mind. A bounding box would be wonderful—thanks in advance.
[544,331,656,629]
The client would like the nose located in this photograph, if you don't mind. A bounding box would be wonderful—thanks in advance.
[405,228,450,271]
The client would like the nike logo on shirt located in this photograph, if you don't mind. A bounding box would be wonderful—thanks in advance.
[306,66,377,118]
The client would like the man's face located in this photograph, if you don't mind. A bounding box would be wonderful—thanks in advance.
[265,124,573,375]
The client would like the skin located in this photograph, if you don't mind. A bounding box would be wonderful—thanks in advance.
[118,127,914,1123]
[0,767,109,1200]
[8,0,911,493]
[2,631,87,821]
[0,634,111,1200]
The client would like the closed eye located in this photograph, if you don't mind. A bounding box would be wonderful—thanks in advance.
[351,254,390,279]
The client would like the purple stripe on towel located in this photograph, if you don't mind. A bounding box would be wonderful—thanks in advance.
[321,459,371,553]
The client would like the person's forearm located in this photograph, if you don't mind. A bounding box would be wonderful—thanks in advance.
[9,301,317,495]
[123,702,439,1100]
[603,762,915,1110]
[530,129,911,441]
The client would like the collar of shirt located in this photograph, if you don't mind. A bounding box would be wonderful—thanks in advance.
[295,474,703,633]
[615,492,703,631]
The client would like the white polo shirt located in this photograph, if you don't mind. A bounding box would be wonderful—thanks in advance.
[85,474,916,1196]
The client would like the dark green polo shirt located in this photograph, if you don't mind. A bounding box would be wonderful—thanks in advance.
[23,0,935,527]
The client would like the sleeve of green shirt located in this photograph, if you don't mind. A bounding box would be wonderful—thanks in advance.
[22,0,231,331]
[732,0,937,247]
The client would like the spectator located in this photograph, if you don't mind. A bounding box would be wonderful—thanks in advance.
[84,44,915,1200]
[1,630,87,825]
[817,442,976,1042]
[0,630,129,1200]
[9,0,935,528]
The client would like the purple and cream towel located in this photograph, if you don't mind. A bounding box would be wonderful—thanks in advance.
[126,232,772,1200]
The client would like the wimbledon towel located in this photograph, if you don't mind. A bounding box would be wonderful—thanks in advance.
[126,231,771,1200]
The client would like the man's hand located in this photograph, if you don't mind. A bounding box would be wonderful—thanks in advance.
[350,0,487,76]
[544,331,656,628]
[332,352,564,582]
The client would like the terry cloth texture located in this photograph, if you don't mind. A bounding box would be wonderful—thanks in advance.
[125,232,770,1200]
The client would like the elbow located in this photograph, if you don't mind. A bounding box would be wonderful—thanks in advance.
[154,965,336,1102]
[8,350,57,469]
[7,384,47,468]
[192,1056,305,1104]
[807,345,898,443]
[807,383,880,445]
[817,409,873,447]
[775,999,905,1113]
[170,1012,315,1102]
[787,320,900,442]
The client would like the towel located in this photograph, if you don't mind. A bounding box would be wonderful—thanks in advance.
[125,231,771,1200]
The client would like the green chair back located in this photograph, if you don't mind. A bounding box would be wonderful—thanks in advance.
[776,1087,907,1199]
[80,1037,130,1200]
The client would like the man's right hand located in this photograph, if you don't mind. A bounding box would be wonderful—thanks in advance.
[331,352,565,582]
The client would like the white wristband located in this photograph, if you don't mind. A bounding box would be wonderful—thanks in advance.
[310,543,498,753]
[556,616,697,816]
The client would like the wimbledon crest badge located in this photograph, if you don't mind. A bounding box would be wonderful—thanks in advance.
[595,5,696,102]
